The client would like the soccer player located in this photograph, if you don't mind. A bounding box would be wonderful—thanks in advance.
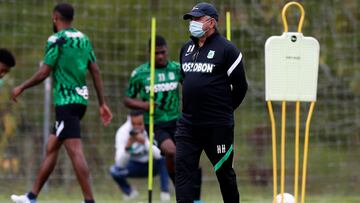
[10,3,112,203]
[0,48,16,78]
[124,35,203,202]
[176,2,248,203]
[109,110,170,201]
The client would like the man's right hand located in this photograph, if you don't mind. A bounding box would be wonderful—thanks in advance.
[133,133,145,144]
[11,86,24,102]
[142,101,160,111]
[129,132,145,144]
[99,103,112,126]
[123,97,158,112]
[141,101,150,111]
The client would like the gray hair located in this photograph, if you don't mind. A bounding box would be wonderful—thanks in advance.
[205,15,218,28]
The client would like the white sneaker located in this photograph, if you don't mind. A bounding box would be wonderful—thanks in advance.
[10,194,35,203]
[123,189,139,200]
[160,191,171,201]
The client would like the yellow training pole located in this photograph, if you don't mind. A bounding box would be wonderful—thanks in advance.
[281,3,305,203]
[281,2,305,33]
[281,2,305,203]
[301,102,315,203]
[267,101,278,203]
[148,17,156,203]
[226,11,231,41]
[294,101,300,203]
[280,101,286,203]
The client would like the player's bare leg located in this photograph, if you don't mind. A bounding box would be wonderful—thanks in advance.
[11,134,63,203]
[31,134,63,195]
[160,138,176,183]
[63,139,94,201]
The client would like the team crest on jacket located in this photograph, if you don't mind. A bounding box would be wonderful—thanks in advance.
[207,50,215,59]
[168,72,175,80]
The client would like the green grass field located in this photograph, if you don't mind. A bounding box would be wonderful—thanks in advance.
[1,178,360,203]
[0,1,359,203]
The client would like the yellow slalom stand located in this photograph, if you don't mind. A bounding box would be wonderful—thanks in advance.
[265,2,320,203]
[226,11,231,41]
[148,17,156,203]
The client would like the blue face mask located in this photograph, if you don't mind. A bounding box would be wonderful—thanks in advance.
[189,20,209,38]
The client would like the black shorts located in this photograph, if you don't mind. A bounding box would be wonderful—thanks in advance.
[52,104,87,140]
[175,121,235,172]
[146,119,177,146]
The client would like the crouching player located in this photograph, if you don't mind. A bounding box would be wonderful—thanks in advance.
[110,110,170,201]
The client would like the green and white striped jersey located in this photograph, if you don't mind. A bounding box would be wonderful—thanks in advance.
[44,28,96,106]
[126,61,181,124]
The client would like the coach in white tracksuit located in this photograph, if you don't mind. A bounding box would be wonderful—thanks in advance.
[110,110,170,200]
